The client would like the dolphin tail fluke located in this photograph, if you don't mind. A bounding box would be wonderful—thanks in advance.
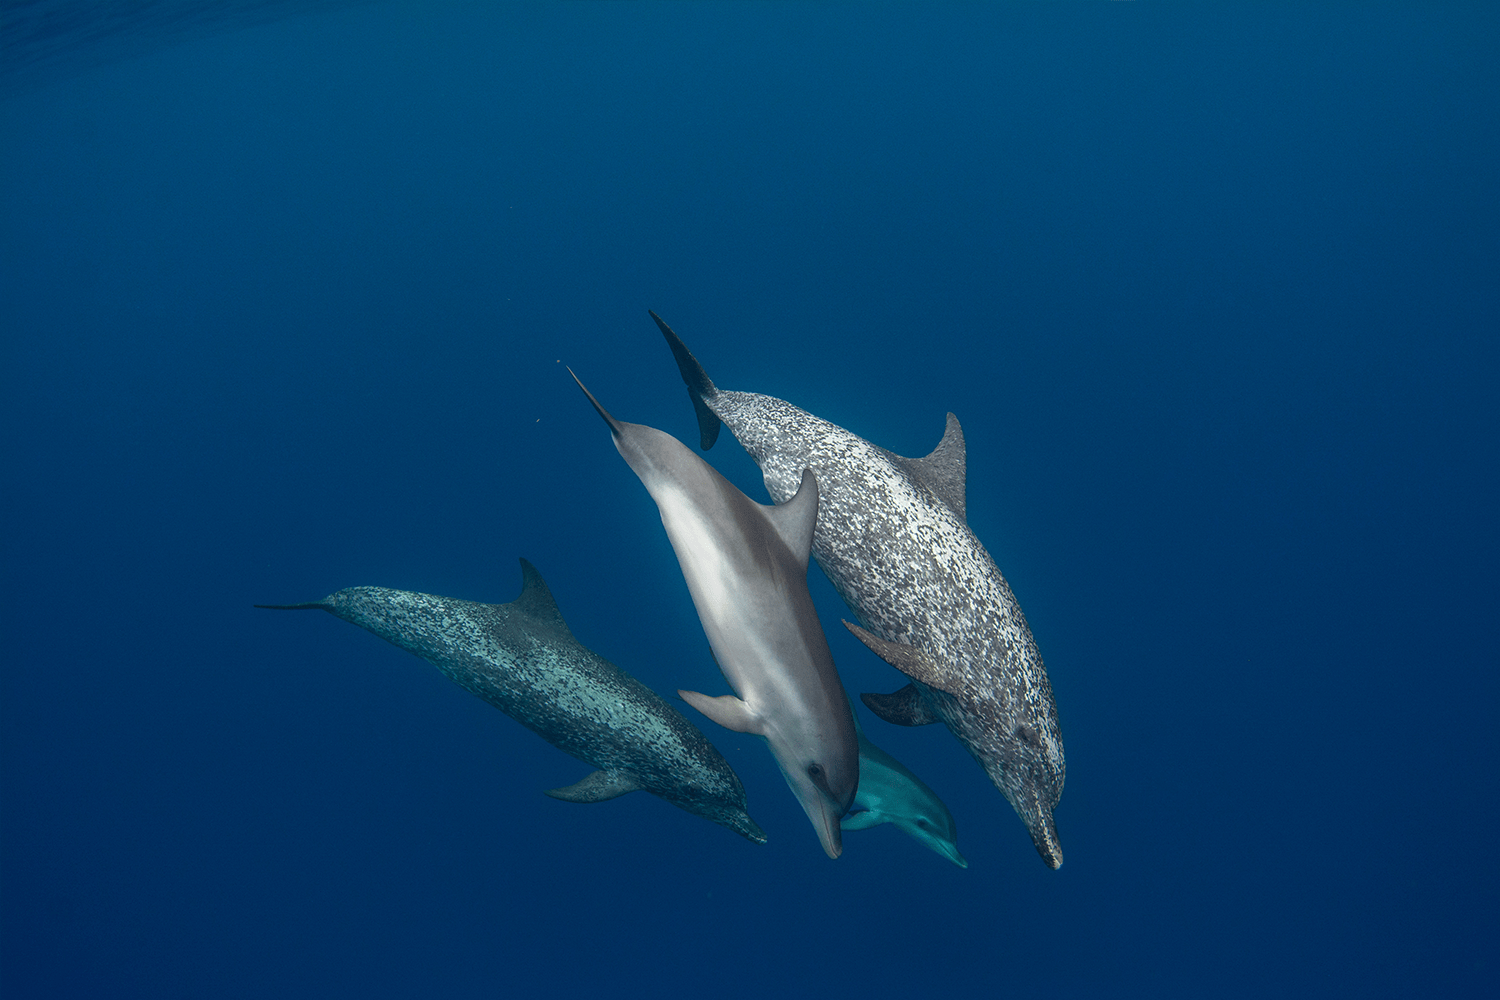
[567,367,626,438]
[545,768,643,803]
[649,310,721,451]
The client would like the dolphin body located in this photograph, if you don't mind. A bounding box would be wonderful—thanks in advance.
[570,370,859,859]
[652,312,1065,868]
[845,704,967,868]
[258,560,766,844]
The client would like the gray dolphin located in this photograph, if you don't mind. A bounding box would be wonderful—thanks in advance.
[569,370,859,859]
[653,311,1065,868]
[845,704,967,868]
[258,560,766,844]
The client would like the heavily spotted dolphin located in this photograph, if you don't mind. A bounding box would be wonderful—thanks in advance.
[653,311,1065,868]
[258,559,766,844]
[569,370,859,859]
[846,703,967,867]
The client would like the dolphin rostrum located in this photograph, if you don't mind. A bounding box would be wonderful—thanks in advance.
[569,369,859,859]
[653,311,1065,868]
[258,560,766,844]
[845,703,967,868]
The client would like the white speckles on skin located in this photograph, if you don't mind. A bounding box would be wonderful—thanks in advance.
[319,585,763,841]
[708,389,1066,865]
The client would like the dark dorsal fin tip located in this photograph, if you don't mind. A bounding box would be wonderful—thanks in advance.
[762,468,818,572]
[895,412,967,521]
[512,558,570,634]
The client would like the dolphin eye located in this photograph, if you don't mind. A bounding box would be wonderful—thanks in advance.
[807,763,823,778]
[916,819,931,829]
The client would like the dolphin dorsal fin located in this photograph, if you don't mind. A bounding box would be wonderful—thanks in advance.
[511,558,573,637]
[762,468,819,572]
[894,413,967,522]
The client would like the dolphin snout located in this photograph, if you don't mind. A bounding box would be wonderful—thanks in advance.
[1030,812,1063,869]
[815,800,844,859]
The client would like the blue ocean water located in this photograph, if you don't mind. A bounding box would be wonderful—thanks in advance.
[2,2,1496,997]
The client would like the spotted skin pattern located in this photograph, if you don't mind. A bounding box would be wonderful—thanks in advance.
[263,560,766,844]
[662,323,1064,867]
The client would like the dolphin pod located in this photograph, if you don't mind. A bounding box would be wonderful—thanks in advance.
[258,560,766,844]
[653,311,1066,869]
[569,369,860,859]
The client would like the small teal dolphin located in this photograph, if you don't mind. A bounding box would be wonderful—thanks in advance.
[845,705,967,868]
[259,560,766,843]
[570,369,859,859]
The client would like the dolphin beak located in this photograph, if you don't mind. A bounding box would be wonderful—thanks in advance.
[816,802,843,859]
[941,841,969,869]
[1030,812,1063,869]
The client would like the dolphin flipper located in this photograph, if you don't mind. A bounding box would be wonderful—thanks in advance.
[679,690,763,735]
[840,810,884,831]
[843,621,962,696]
[651,309,721,450]
[861,684,941,727]
[545,769,644,803]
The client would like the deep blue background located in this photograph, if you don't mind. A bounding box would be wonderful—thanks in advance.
[3,3,1496,997]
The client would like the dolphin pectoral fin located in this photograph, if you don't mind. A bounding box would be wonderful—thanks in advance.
[861,684,941,726]
[893,412,968,522]
[843,621,962,696]
[840,809,884,831]
[545,769,643,803]
[678,690,763,735]
[763,468,819,571]
[650,310,721,450]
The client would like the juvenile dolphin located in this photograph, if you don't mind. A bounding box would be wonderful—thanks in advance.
[846,704,967,868]
[569,370,859,859]
[258,560,766,844]
[653,311,1065,868]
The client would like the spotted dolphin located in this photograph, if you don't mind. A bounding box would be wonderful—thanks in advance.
[258,559,766,844]
[653,311,1065,868]
[569,370,859,859]
[846,703,967,867]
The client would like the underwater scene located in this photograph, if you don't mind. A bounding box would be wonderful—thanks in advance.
[2,3,1496,997]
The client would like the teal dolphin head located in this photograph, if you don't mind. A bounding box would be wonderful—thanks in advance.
[841,707,966,868]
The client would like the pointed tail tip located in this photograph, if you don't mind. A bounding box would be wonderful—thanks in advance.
[647,310,721,450]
